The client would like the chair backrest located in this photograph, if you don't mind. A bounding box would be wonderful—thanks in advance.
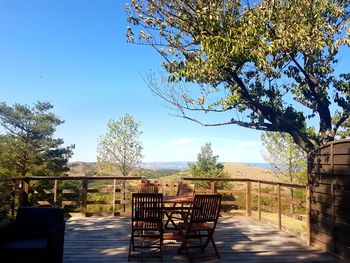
[139,182,159,193]
[190,194,221,224]
[15,207,64,238]
[131,193,163,223]
[177,182,195,196]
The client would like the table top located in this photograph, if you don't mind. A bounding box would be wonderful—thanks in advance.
[163,195,194,204]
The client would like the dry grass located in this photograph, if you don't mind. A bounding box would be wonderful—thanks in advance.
[154,163,280,182]
[223,162,281,181]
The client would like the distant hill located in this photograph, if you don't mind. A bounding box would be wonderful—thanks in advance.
[68,162,98,175]
[68,161,273,179]
[141,162,270,171]
[223,162,279,181]
[69,161,270,173]
[67,162,182,178]
[140,162,189,171]
[242,162,271,170]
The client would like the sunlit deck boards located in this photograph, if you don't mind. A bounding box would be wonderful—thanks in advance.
[63,216,339,263]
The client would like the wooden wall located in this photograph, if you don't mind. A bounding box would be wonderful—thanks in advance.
[308,139,350,259]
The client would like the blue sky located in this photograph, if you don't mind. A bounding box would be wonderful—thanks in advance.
[1,1,348,163]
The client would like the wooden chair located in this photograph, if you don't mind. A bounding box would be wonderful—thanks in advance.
[128,193,163,261]
[178,194,222,258]
[164,182,195,230]
[177,182,195,196]
[139,182,159,193]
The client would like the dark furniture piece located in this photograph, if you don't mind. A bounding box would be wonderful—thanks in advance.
[128,193,163,261]
[0,207,65,263]
[178,194,222,258]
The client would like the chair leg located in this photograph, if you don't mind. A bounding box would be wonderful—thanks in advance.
[160,234,164,262]
[201,230,212,250]
[199,231,220,258]
[210,236,220,258]
[178,231,187,254]
[128,234,133,261]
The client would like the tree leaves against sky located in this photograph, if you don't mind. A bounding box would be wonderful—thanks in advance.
[126,0,350,153]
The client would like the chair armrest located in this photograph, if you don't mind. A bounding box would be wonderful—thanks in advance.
[0,222,16,244]
[48,220,65,237]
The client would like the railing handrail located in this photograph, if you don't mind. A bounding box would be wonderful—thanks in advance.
[1,176,306,189]
[0,175,310,244]
[0,176,144,182]
[181,177,306,189]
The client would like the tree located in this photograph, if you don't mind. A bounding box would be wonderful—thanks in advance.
[189,142,225,188]
[126,0,350,153]
[97,114,143,177]
[0,101,74,177]
[261,131,307,213]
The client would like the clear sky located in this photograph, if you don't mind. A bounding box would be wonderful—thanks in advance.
[0,1,348,163]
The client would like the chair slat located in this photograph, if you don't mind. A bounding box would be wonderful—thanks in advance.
[128,193,163,261]
[178,194,222,258]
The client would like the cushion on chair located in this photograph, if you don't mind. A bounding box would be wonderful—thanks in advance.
[0,207,65,263]
[0,239,48,249]
[0,239,49,263]
[14,207,64,239]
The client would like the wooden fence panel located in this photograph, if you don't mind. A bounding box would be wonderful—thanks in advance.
[308,139,350,260]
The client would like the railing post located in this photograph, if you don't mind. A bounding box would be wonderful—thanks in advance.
[112,179,116,216]
[141,176,147,183]
[123,178,126,212]
[53,179,58,207]
[306,185,311,245]
[20,178,30,206]
[277,183,282,230]
[81,179,88,217]
[246,181,252,217]
[177,179,184,194]
[258,181,261,221]
[211,181,217,194]
[11,179,16,220]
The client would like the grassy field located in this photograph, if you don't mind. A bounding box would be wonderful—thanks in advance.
[223,162,281,181]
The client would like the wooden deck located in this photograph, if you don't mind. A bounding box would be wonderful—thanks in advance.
[63,216,340,263]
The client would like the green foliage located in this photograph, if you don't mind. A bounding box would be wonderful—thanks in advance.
[0,101,74,177]
[97,114,143,177]
[261,132,307,184]
[261,131,307,213]
[127,0,350,153]
[189,142,227,188]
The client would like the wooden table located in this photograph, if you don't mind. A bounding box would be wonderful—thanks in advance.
[163,195,194,204]
[163,195,194,231]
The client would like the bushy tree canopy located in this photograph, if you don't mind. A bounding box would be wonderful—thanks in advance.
[189,142,224,178]
[261,131,307,213]
[0,101,74,177]
[261,132,307,184]
[127,0,350,153]
[97,114,143,176]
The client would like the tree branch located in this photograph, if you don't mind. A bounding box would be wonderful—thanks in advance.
[333,111,350,135]
[175,114,277,131]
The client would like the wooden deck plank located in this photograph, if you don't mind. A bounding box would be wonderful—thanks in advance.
[63,216,340,262]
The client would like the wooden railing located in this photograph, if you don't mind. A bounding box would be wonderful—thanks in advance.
[181,177,310,244]
[0,176,310,244]
[0,176,144,220]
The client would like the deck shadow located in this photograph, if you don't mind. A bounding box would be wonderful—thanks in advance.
[63,216,340,262]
